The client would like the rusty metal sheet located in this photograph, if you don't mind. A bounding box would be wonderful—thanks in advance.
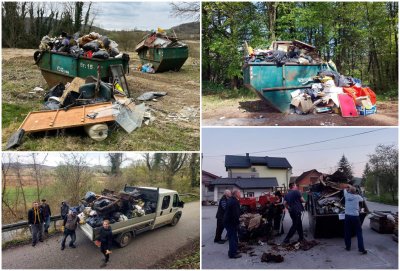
[20,102,115,133]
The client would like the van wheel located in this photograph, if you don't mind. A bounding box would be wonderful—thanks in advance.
[117,232,132,248]
[170,214,181,226]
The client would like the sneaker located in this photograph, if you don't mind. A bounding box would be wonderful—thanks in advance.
[69,244,76,248]
[360,250,367,254]
[217,240,226,244]
[61,246,65,251]
[345,247,350,251]
[39,239,43,242]
[32,243,36,247]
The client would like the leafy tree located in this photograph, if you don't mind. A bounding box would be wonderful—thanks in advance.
[368,144,398,202]
[337,154,353,181]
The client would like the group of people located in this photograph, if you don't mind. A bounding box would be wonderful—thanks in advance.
[28,200,113,267]
[215,182,367,259]
[27,199,52,246]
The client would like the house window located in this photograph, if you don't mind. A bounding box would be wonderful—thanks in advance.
[244,192,254,197]
[208,185,214,192]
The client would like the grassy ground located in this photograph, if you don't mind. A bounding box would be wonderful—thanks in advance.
[151,238,200,269]
[2,48,199,151]
[366,192,398,206]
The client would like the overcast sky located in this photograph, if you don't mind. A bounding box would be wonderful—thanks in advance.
[91,2,197,31]
[202,128,398,178]
[2,153,147,168]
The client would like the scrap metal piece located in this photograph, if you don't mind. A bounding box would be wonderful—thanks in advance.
[137,92,167,101]
[116,103,146,133]
[6,129,25,149]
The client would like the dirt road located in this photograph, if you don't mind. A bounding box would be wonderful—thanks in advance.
[202,202,398,269]
[2,201,200,269]
[202,96,398,126]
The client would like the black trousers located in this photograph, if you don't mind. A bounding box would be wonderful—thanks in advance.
[101,246,110,262]
[214,218,224,242]
[283,210,303,242]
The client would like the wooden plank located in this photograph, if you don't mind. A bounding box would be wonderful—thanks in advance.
[20,102,115,133]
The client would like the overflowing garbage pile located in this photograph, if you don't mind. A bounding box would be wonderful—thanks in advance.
[244,40,377,117]
[73,189,157,228]
[6,74,156,149]
[135,28,188,73]
[38,31,125,60]
[245,40,321,65]
[238,212,274,243]
[289,71,377,116]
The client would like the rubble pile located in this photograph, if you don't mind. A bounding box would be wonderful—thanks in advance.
[261,252,284,263]
[73,189,157,228]
[38,32,125,60]
[238,213,272,242]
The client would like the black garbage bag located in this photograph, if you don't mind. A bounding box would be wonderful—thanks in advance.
[99,36,110,48]
[69,45,82,58]
[94,199,111,209]
[85,191,97,203]
[108,47,120,57]
[87,216,103,227]
[92,50,109,60]
[62,91,81,107]
[44,83,65,102]
[83,40,100,52]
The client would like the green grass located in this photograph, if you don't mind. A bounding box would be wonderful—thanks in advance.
[151,239,200,269]
[366,192,398,205]
[4,186,52,205]
[2,103,36,128]
[169,240,200,269]
[376,88,398,101]
[180,194,200,203]
[202,81,257,99]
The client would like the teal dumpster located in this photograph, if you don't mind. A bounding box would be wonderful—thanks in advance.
[137,46,188,72]
[243,62,331,112]
[35,51,129,87]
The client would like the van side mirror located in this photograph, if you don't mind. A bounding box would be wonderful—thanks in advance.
[178,201,184,208]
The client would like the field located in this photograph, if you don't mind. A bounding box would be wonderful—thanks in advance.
[202,84,398,126]
[2,43,200,151]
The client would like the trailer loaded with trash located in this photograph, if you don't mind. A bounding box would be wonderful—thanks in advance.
[243,40,377,117]
[135,29,189,73]
[75,185,184,247]
[307,176,369,238]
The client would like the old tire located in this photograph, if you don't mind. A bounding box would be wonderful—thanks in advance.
[117,232,132,248]
[170,213,181,226]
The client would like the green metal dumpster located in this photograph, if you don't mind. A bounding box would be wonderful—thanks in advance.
[243,63,330,113]
[307,193,369,238]
[137,46,188,72]
[35,51,129,87]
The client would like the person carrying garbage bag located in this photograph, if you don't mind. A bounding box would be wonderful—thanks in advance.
[95,220,113,267]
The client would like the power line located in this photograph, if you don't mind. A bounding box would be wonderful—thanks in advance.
[204,128,388,157]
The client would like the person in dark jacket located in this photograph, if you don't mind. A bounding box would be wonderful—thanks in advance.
[28,201,44,246]
[61,210,79,250]
[214,189,231,244]
[273,191,285,235]
[60,201,69,220]
[95,220,113,267]
[41,199,51,234]
[223,189,242,259]
[282,183,305,244]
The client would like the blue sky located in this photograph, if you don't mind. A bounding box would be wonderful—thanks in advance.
[92,2,197,30]
[202,128,398,177]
